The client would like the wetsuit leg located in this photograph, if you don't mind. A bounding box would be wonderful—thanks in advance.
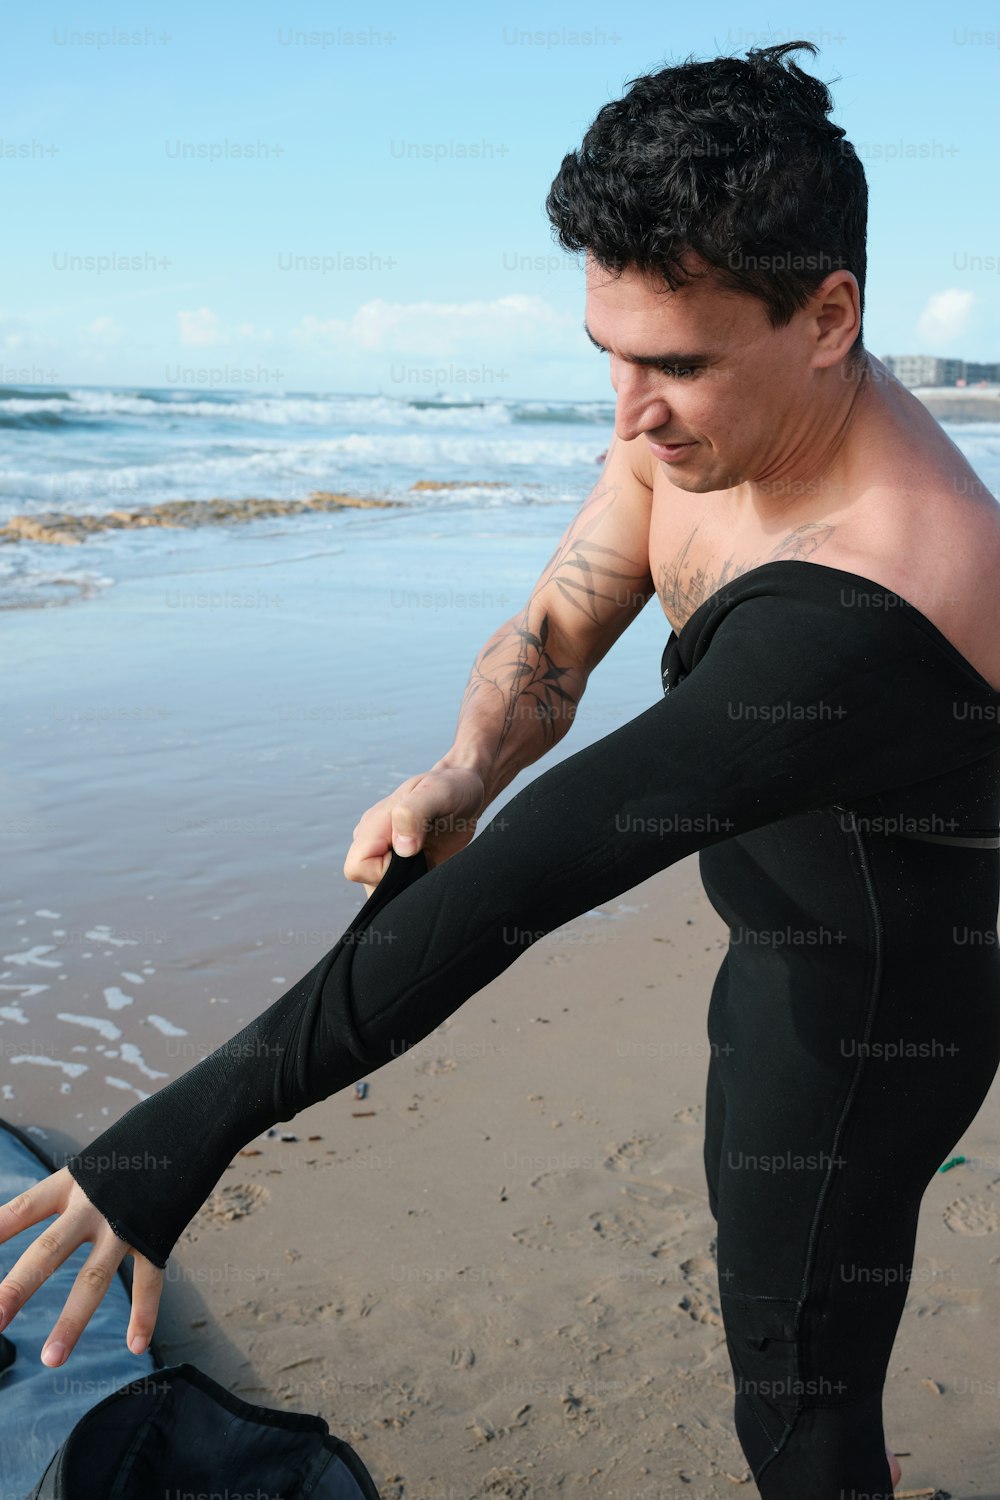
[706,827,1000,1499]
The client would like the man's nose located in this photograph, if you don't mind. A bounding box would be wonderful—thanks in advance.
[612,363,670,443]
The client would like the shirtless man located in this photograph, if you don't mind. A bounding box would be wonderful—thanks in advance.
[341,41,1000,1495]
[339,256,1000,1488]
[348,262,999,1490]
[349,261,1000,893]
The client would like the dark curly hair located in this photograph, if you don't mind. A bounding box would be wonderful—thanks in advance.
[545,40,867,366]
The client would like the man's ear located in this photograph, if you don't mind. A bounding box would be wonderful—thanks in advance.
[809,270,861,369]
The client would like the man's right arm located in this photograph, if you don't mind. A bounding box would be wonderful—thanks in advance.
[431,432,657,810]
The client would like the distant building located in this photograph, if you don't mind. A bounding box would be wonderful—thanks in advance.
[881,355,1000,387]
[881,355,959,387]
[962,361,1000,384]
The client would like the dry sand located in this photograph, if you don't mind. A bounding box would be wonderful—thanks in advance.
[39,854,994,1500]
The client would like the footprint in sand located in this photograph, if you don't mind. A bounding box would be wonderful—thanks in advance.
[674,1254,724,1327]
[249,1296,348,1326]
[510,1215,559,1251]
[943,1194,999,1236]
[481,1466,530,1497]
[672,1103,703,1127]
[909,1282,983,1319]
[603,1133,655,1171]
[195,1182,271,1227]
[586,1204,664,1249]
[526,1170,592,1197]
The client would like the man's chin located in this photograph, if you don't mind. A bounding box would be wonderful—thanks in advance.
[659,466,731,495]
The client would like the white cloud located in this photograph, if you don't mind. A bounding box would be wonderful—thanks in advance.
[0,317,27,351]
[84,316,122,346]
[0,314,61,364]
[292,294,582,357]
[177,309,273,348]
[916,289,976,344]
[178,308,223,347]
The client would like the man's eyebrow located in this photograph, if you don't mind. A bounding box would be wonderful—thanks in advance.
[583,321,712,367]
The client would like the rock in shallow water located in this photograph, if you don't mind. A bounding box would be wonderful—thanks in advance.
[0,490,403,545]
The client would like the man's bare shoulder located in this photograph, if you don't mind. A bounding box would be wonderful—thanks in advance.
[647,412,1000,689]
[839,381,1000,660]
[840,488,1000,689]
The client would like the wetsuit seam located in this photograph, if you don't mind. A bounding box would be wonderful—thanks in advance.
[744,1401,786,1479]
[356,899,527,1041]
[751,807,886,1484]
[358,840,609,1042]
[801,812,887,1294]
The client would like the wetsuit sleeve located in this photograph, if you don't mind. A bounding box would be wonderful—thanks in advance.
[63,585,990,1267]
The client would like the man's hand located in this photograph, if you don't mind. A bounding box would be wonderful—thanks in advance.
[0,1165,163,1365]
[344,766,487,896]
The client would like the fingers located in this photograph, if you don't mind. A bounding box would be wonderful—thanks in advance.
[0,1172,72,1330]
[0,1196,123,1363]
[0,1168,157,1367]
[0,1170,70,1247]
[125,1253,164,1357]
[390,771,484,852]
[391,779,464,852]
[389,803,425,853]
[345,766,485,887]
[40,1240,128,1366]
[343,817,393,888]
[344,842,391,890]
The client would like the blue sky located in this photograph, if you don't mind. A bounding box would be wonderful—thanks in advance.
[4,1,999,399]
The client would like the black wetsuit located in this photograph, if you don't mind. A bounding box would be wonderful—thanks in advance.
[66,560,1000,1499]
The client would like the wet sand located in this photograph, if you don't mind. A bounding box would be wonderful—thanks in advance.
[29,853,1000,1500]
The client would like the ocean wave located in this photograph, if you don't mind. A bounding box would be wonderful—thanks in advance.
[0,558,114,610]
[0,384,616,433]
[509,400,616,425]
[0,386,518,431]
[0,386,74,402]
[0,407,90,431]
[0,430,602,515]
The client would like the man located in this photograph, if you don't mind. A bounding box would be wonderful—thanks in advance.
[348,42,1000,902]
[2,41,998,1500]
[339,44,1000,1496]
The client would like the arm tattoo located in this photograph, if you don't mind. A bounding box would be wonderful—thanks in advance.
[459,608,580,756]
[461,453,653,757]
[533,475,654,625]
[657,521,836,630]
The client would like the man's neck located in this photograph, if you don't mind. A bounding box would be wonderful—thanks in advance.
[738,350,876,523]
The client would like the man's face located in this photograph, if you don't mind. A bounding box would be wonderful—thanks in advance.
[584,252,816,495]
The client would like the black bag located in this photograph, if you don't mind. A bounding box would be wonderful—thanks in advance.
[26,1360,383,1499]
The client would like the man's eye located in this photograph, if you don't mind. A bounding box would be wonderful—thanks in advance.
[655,364,698,378]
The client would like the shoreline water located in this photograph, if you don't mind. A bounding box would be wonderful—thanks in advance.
[1,504,672,1138]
